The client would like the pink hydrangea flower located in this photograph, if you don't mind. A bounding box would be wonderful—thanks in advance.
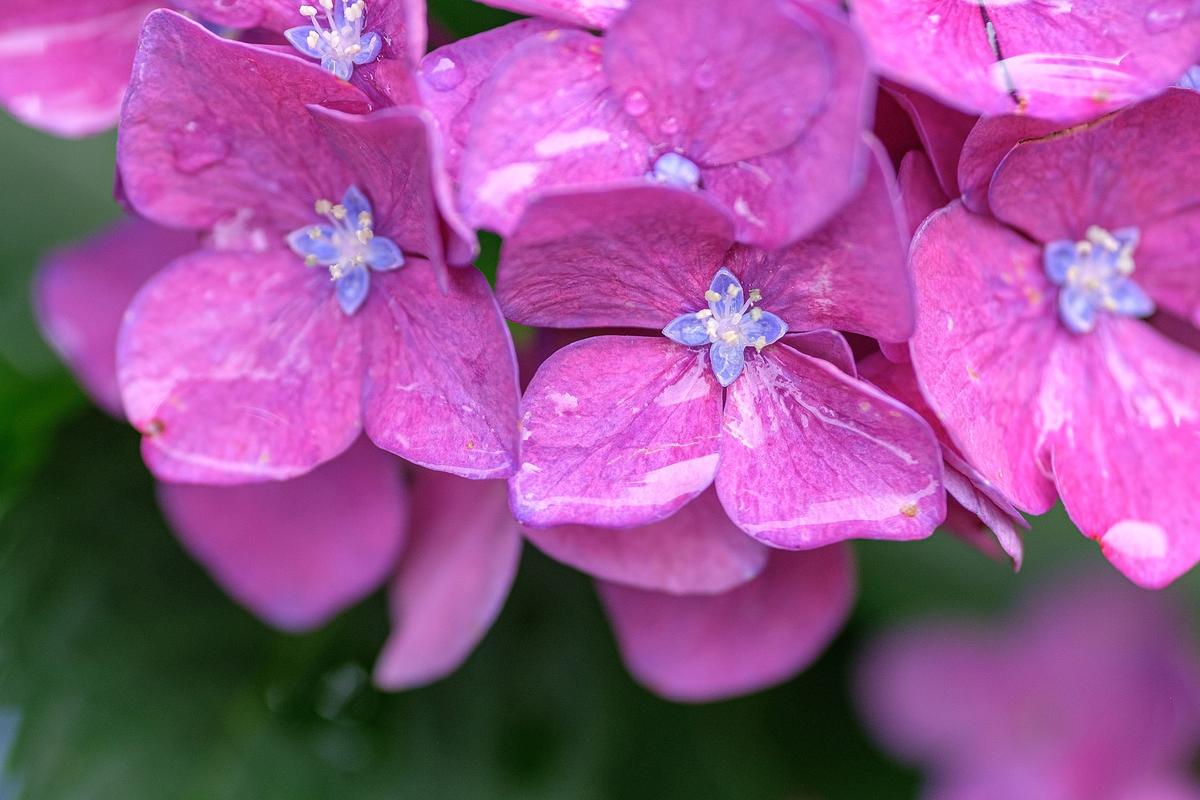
[851,0,1200,123]
[35,215,521,689]
[114,11,519,484]
[0,0,423,137]
[501,142,945,548]
[858,574,1200,799]
[459,0,873,249]
[908,89,1200,588]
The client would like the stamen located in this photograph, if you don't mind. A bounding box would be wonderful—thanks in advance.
[704,289,721,303]
[286,0,381,81]
[748,289,762,304]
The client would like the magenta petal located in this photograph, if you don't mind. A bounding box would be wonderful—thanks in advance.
[883,82,975,199]
[514,336,722,528]
[1138,206,1200,326]
[308,105,451,270]
[703,4,872,248]
[472,0,627,29]
[459,29,650,235]
[171,0,297,31]
[524,487,768,595]
[0,0,155,137]
[957,114,1058,215]
[159,438,405,632]
[118,10,369,234]
[908,203,1060,514]
[374,470,520,691]
[34,218,196,416]
[718,346,944,549]
[603,0,829,166]
[497,184,733,328]
[118,248,363,484]
[361,259,519,479]
[897,150,949,239]
[418,20,556,182]
[734,142,914,342]
[598,546,854,702]
[990,89,1200,243]
[783,329,857,377]
[1050,321,1200,589]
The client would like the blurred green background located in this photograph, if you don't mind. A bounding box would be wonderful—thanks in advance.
[3,4,1200,798]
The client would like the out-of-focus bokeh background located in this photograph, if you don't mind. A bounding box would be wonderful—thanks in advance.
[3,5,1200,799]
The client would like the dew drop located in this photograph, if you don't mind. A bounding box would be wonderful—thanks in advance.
[659,116,680,135]
[1145,0,1189,33]
[623,89,649,116]
[693,61,717,89]
[170,121,230,174]
[425,54,465,91]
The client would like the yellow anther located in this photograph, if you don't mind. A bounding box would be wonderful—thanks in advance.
[749,307,763,321]
[721,330,739,344]
[1076,240,1093,257]
[356,228,374,243]
[1117,252,1135,275]
[748,288,762,303]
[331,204,347,220]
[300,4,318,17]
[304,254,319,267]
[695,309,713,320]
[726,284,740,297]
[307,226,322,239]
[704,289,721,303]
[753,336,766,352]
[1086,225,1119,252]
[315,198,333,214]
[306,31,320,48]
[358,211,372,227]
[319,0,334,10]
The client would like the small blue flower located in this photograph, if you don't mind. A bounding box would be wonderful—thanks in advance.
[285,1,382,81]
[1043,225,1152,334]
[662,268,788,386]
[286,185,406,316]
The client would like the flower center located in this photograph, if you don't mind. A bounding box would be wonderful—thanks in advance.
[286,186,404,316]
[286,0,382,81]
[648,152,701,190]
[1043,225,1153,334]
[662,267,787,386]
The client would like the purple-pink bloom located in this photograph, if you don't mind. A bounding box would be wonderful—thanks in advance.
[851,0,1200,123]
[909,89,1200,588]
[858,574,1200,799]
[502,143,945,549]
[35,215,521,686]
[459,0,873,249]
[115,11,519,484]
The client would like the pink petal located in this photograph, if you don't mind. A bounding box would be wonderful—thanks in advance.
[513,335,722,528]
[732,140,914,343]
[496,183,733,327]
[717,345,944,549]
[784,329,857,377]
[897,150,950,238]
[1049,320,1200,588]
[418,20,557,182]
[361,259,520,480]
[598,545,854,702]
[158,438,406,632]
[34,218,196,416]
[118,248,363,484]
[957,114,1057,214]
[459,29,651,235]
[703,3,873,248]
[374,470,521,690]
[908,203,1060,514]
[308,105,455,271]
[854,0,1200,122]
[603,0,830,166]
[472,0,628,29]
[171,0,298,30]
[989,89,1200,243]
[883,82,976,199]
[524,487,768,595]
[118,10,369,234]
[0,0,157,137]
[1138,205,1200,327]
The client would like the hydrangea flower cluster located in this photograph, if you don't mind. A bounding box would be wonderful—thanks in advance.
[12,0,1200,700]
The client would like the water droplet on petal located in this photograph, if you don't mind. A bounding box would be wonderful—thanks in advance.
[1145,0,1189,33]
[693,61,717,89]
[623,89,649,116]
[659,116,680,135]
[170,121,229,174]
[425,54,465,91]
